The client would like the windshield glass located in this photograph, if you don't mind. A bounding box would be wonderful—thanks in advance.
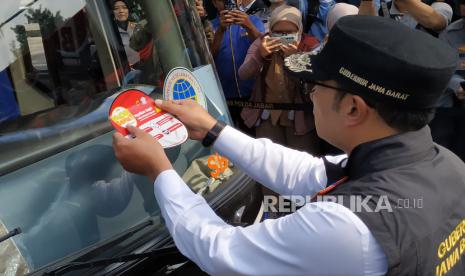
[0,0,233,273]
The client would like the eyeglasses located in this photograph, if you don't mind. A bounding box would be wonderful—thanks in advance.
[300,80,355,103]
[300,82,314,104]
[301,80,377,109]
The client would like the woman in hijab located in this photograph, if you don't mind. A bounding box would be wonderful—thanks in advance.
[308,3,359,56]
[238,5,320,155]
[112,0,141,66]
[111,0,163,85]
[326,3,359,33]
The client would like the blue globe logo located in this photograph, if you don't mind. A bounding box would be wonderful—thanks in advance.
[172,79,197,101]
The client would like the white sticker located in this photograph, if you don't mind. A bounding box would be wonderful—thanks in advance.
[163,67,207,110]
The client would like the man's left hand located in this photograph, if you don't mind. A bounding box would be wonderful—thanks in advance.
[229,10,253,29]
[113,125,173,182]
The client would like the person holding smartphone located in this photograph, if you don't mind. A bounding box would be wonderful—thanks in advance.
[210,0,265,135]
[238,5,320,155]
[238,6,320,213]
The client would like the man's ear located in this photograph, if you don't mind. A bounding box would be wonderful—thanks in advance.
[342,95,370,127]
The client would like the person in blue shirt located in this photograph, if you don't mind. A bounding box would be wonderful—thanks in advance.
[210,0,265,134]
[308,0,335,42]
[0,69,20,124]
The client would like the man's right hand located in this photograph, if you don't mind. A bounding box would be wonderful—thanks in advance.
[219,10,234,30]
[155,99,217,140]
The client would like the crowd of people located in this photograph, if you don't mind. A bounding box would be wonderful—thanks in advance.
[194,0,465,161]
[112,0,465,160]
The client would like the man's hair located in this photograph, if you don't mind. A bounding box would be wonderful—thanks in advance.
[332,90,435,132]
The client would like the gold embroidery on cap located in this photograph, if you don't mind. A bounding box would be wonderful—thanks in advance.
[385,90,410,100]
[339,67,369,87]
[285,53,313,73]
[368,83,385,94]
[339,67,410,101]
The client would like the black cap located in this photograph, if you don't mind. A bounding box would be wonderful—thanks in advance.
[284,15,458,109]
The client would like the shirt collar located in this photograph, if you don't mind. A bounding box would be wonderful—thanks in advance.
[240,0,256,12]
[345,126,435,180]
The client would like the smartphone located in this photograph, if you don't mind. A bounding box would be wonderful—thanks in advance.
[270,33,298,45]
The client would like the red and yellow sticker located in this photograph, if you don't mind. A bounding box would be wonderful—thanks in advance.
[109,89,188,148]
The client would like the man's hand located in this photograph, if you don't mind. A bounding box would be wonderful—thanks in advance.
[280,42,299,57]
[229,10,253,29]
[113,125,173,182]
[259,36,281,58]
[228,10,261,40]
[219,10,234,30]
[195,0,206,18]
[457,86,465,101]
[155,99,217,140]
[394,0,449,31]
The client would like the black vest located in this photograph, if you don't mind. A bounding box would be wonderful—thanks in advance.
[325,127,465,276]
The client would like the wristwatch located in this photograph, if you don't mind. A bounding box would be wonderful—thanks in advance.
[202,120,226,147]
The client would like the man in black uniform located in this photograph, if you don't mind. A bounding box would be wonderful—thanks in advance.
[283,15,465,275]
[113,16,465,275]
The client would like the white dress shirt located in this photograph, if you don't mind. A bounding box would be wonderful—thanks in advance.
[153,126,388,275]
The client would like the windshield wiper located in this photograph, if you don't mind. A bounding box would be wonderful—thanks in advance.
[0,227,22,244]
[44,245,184,276]
[40,219,184,275]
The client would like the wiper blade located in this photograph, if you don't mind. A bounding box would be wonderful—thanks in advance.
[0,227,22,244]
[33,219,155,275]
[44,245,183,276]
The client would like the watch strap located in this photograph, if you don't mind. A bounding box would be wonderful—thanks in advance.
[202,120,226,147]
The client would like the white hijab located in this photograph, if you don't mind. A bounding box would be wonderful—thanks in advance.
[326,3,359,31]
